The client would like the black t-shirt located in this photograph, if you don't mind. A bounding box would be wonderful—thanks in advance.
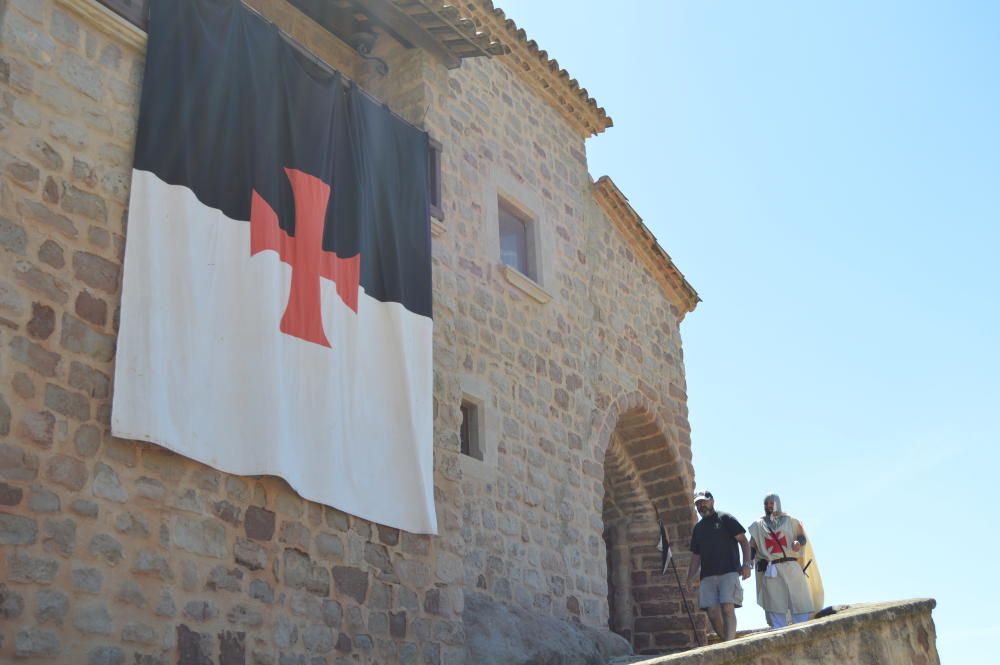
[690,511,745,579]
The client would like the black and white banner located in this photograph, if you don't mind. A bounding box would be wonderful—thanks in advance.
[112,0,436,533]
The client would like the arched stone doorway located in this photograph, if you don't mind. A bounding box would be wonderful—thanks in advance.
[600,402,705,655]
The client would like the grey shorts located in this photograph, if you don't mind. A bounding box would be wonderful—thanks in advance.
[698,572,743,609]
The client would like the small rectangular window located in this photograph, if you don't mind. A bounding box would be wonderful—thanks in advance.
[499,199,535,281]
[460,400,482,461]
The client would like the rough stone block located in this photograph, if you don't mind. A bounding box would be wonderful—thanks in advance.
[27,301,56,338]
[332,565,368,603]
[0,216,28,254]
[244,505,276,541]
[46,454,87,490]
[20,409,56,446]
[75,601,113,635]
[36,588,69,624]
[74,290,108,326]
[20,199,78,238]
[92,462,127,502]
[10,335,60,377]
[69,361,111,398]
[175,515,227,558]
[73,250,119,293]
[15,627,60,657]
[0,582,26,618]
[72,566,103,593]
[58,51,104,101]
[62,182,107,221]
[29,484,60,512]
[0,511,38,544]
[8,550,58,582]
[61,312,115,360]
[89,532,123,565]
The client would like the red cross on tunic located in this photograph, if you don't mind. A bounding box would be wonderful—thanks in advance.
[249,168,360,348]
[764,531,788,555]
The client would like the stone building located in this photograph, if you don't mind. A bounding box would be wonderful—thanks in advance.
[0,0,703,662]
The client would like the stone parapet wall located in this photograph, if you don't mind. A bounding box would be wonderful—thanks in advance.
[612,599,940,665]
[0,0,698,662]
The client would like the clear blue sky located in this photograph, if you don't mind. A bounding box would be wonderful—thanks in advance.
[499,1,999,661]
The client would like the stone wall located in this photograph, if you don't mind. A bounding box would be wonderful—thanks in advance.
[611,599,940,665]
[0,0,699,662]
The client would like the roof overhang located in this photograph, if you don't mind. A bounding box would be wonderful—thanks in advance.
[592,176,700,319]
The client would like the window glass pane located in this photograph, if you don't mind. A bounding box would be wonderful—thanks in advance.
[499,204,529,276]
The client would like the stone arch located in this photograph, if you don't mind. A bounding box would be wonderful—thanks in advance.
[598,392,705,654]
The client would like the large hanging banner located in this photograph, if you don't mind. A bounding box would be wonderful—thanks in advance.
[112,0,436,533]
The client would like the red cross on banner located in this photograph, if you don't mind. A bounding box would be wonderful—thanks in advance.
[249,168,360,347]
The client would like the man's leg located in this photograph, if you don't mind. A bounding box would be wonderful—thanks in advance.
[767,611,788,628]
[705,605,726,639]
[721,603,737,641]
[790,613,810,624]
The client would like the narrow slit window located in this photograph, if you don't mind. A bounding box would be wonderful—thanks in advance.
[460,400,483,461]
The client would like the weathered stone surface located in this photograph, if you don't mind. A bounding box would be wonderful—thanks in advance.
[122,622,158,644]
[20,409,56,446]
[226,603,262,627]
[15,627,60,657]
[133,549,173,580]
[175,515,227,558]
[92,462,127,502]
[73,250,119,293]
[0,443,40,481]
[44,382,90,420]
[0,583,26,618]
[87,646,125,665]
[10,335,60,377]
[245,505,275,541]
[177,623,213,665]
[74,423,101,456]
[69,361,110,398]
[249,579,274,605]
[0,216,28,254]
[283,548,330,596]
[302,624,335,654]
[36,588,69,624]
[75,601,113,634]
[0,481,24,505]
[206,565,243,593]
[29,484,60,512]
[89,533,123,565]
[234,537,266,570]
[315,532,343,560]
[75,289,108,325]
[114,580,146,607]
[0,511,38,544]
[464,593,630,664]
[60,312,115,360]
[20,199,78,238]
[9,550,58,583]
[184,600,219,622]
[220,630,246,665]
[46,454,87,490]
[73,566,103,593]
[71,498,99,517]
[332,565,368,603]
[42,516,76,556]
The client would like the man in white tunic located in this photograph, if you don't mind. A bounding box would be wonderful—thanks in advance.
[747,494,816,628]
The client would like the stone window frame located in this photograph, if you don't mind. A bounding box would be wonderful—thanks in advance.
[484,169,553,303]
[458,374,497,479]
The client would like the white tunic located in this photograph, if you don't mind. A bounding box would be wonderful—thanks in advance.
[748,515,817,615]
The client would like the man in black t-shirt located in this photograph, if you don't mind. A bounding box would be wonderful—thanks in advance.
[684,490,752,641]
